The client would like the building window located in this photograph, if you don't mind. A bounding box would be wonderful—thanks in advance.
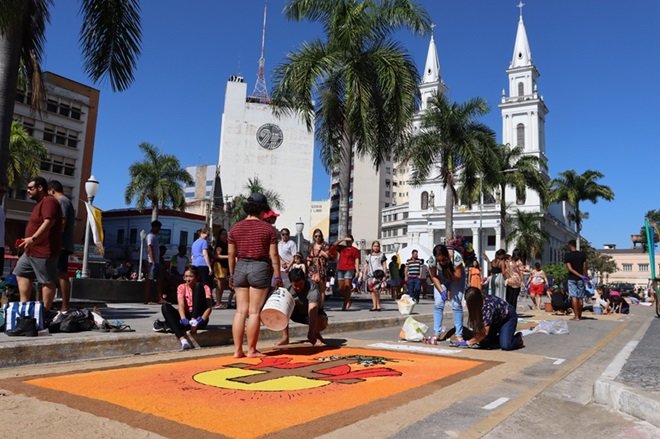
[518,82,524,96]
[638,264,649,272]
[385,167,391,175]
[385,191,390,197]
[116,229,125,244]
[487,235,496,246]
[159,229,172,245]
[421,191,429,210]
[179,230,188,246]
[185,191,195,198]
[129,228,137,244]
[516,123,525,147]
[622,264,632,272]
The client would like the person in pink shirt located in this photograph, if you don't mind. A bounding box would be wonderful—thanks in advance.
[156,266,212,350]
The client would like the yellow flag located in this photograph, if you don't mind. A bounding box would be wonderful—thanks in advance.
[85,202,104,256]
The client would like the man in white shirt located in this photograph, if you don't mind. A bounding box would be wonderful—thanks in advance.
[144,220,162,303]
[278,228,297,288]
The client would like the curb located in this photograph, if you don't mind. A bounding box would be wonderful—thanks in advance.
[592,316,659,428]
[0,313,433,368]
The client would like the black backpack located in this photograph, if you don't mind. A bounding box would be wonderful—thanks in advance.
[58,309,96,333]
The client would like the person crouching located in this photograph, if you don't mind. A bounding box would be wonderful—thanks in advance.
[465,286,523,351]
[276,268,328,346]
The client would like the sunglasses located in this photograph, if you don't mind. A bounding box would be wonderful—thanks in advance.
[314,234,322,238]
[281,233,289,236]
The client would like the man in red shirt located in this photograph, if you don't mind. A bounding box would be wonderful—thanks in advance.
[15,177,63,310]
[331,235,360,311]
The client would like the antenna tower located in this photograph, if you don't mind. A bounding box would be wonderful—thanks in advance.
[249,0,270,104]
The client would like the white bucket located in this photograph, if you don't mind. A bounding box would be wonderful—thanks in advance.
[260,288,295,331]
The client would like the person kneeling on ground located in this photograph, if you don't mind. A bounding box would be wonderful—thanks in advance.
[277,268,328,346]
[157,266,212,350]
[546,284,572,315]
[465,286,523,351]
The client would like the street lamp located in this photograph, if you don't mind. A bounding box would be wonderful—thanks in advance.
[81,175,99,278]
[138,229,147,281]
[295,218,304,253]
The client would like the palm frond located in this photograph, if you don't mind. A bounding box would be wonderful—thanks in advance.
[79,0,142,92]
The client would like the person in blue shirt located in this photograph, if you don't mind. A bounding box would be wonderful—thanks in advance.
[191,228,213,290]
[465,286,523,350]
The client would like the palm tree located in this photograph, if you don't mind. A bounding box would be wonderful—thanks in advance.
[7,120,47,188]
[404,91,496,240]
[124,143,193,222]
[506,209,548,262]
[549,169,615,250]
[271,0,430,238]
[0,0,142,189]
[486,143,547,242]
[230,176,283,224]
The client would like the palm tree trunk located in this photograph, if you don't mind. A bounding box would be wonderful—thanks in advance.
[499,184,507,245]
[445,176,455,241]
[575,203,581,251]
[151,204,159,222]
[0,5,27,189]
[337,139,352,239]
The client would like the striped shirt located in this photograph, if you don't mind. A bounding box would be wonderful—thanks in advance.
[406,257,423,277]
[228,219,276,261]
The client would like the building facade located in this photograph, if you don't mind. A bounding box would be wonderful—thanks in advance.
[309,199,330,240]
[5,72,99,252]
[102,208,206,264]
[402,10,574,265]
[218,75,314,231]
[598,246,659,287]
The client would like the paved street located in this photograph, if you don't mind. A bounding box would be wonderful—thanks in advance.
[0,298,659,438]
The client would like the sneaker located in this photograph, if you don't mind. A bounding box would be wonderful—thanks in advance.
[152,319,167,333]
[180,339,192,351]
[7,316,38,337]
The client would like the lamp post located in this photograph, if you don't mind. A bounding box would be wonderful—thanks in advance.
[295,218,304,253]
[138,229,147,281]
[81,176,99,278]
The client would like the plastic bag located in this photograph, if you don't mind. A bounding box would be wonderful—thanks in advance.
[399,316,428,342]
[397,294,416,315]
[533,319,569,335]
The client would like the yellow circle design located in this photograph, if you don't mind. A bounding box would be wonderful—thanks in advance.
[194,367,330,392]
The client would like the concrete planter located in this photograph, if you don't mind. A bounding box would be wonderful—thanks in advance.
[72,278,145,303]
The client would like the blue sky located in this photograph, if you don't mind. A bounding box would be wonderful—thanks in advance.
[41,0,659,249]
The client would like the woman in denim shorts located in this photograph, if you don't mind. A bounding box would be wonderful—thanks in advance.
[228,193,280,358]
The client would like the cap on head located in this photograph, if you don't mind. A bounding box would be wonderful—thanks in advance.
[247,192,269,206]
[263,210,280,219]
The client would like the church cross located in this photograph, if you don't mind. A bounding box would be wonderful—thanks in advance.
[517,1,525,18]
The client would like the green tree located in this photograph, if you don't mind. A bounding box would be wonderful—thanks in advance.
[271,0,430,238]
[7,120,47,188]
[487,143,547,241]
[505,209,548,262]
[543,262,568,285]
[640,209,660,252]
[404,91,496,240]
[548,170,615,250]
[124,143,193,222]
[230,176,283,224]
[0,0,142,189]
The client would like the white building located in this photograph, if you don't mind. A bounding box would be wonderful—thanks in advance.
[309,199,330,240]
[400,10,574,264]
[218,75,314,231]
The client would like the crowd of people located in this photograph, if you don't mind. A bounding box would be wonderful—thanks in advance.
[7,180,653,352]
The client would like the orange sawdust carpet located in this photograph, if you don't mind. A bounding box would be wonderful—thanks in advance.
[19,346,492,438]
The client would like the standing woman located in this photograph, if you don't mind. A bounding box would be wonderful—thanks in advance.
[228,193,280,358]
[505,249,525,310]
[527,262,548,310]
[468,260,483,290]
[465,286,523,350]
[213,228,230,309]
[428,244,466,343]
[485,249,506,300]
[331,235,360,311]
[363,241,388,311]
[159,266,213,351]
[307,229,331,299]
[191,228,213,290]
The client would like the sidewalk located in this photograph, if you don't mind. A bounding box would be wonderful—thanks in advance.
[594,307,660,427]
[0,293,435,368]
